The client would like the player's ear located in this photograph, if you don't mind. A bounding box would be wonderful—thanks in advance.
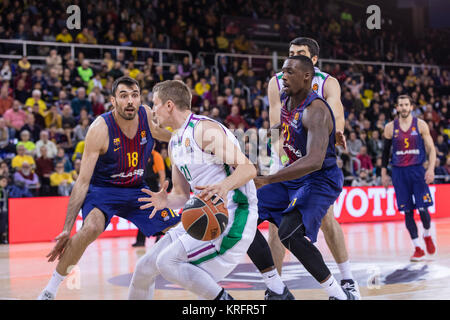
[311,55,318,65]
[110,95,116,105]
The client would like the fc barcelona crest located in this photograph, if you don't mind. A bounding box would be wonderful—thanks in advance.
[140,130,147,145]
[312,83,319,92]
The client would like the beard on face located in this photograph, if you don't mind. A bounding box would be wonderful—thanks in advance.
[115,101,138,120]
[400,110,411,118]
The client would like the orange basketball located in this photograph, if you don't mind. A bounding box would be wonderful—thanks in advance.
[181,195,229,241]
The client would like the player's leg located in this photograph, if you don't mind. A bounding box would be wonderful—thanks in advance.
[277,209,353,300]
[267,222,285,275]
[156,237,232,300]
[320,205,358,296]
[128,232,174,299]
[38,208,105,299]
[411,166,436,255]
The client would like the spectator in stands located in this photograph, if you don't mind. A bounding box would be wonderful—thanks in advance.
[25,89,47,115]
[50,161,74,196]
[177,56,192,79]
[77,60,94,85]
[109,61,124,80]
[368,129,384,159]
[435,135,448,163]
[0,175,8,243]
[351,168,375,187]
[356,145,373,172]
[70,158,81,181]
[16,130,36,156]
[434,158,448,184]
[0,84,13,116]
[44,105,62,129]
[347,131,362,158]
[31,69,48,94]
[17,56,31,73]
[35,130,57,159]
[0,117,14,157]
[13,161,40,194]
[55,28,73,43]
[225,105,248,129]
[0,60,12,82]
[11,144,35,171]
[54,147,72,173]
[3,100,27,135]
[35,145,54,195]
[46,49,62,76]
[71,87,92,117]
[73,118,90,145]
[13,78,29,104]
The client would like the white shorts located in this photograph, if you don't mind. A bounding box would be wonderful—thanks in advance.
[167,202,258,281]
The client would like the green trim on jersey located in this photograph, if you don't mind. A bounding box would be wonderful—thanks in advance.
[314,72,326,80]
[190,164,250,266]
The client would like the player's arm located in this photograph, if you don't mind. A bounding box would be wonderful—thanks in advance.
[268,76,287,160]
[194,120,257,203]
[381,121,394,187]
[255,100,331,187]
[323,76,346,149]
[47,117,107,262]
[419,119,437,184]
[143,104,172,142]
[139,148,191,218]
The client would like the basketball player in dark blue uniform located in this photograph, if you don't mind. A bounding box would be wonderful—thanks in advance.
[381,94,437,261]
[38,76,179,299]
[252,55,356,299]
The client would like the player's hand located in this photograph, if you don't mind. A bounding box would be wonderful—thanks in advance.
[46,230,70,262]
[425,169,435,184]
[381,174,390,188]
[195,184,228,206]
[139,180,169,218]
[254,176,269,189]
[335,130,347,150]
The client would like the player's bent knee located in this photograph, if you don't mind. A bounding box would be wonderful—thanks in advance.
[278,218,305,248]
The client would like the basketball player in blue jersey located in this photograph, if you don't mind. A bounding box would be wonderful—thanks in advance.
[38,77,179,300]
[252,55,356,300]
[381,94,437,262]
[247,37,358,299]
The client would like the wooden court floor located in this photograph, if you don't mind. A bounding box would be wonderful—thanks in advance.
[1,217,450,300]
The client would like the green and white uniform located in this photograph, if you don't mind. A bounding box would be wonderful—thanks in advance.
[166,113,258,281]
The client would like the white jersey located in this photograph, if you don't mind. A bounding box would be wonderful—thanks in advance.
[169,114,258,263]
[275,66,330,99]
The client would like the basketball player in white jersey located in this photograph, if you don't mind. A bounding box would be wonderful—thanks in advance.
[263,37,359,298]
[128,80,258,300]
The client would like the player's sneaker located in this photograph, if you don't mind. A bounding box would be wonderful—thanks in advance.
[329,287,357,300]
[37,289,55,300]
[340,279,361,300]
[264,286,295,300]
[423,236,436,255]
[216,288,234,300]
[410,246,425,262]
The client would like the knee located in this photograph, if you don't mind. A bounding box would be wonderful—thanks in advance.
[135,254,156,278]
[79,221,104,242]
[278,220,305,249]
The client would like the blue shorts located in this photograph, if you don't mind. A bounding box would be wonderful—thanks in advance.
[258,165,343,243]
[391,165,433,211]
[82,185,181,237]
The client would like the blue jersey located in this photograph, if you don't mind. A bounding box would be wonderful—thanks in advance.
[280,91,338,175]
[90,106,154,187]
[391,117,426,167]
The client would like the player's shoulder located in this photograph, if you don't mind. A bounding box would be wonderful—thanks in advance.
[416,117,430,133]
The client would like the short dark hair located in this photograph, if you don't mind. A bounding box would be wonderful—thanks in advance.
[289,37,320,59]
[112,76,140,97]
[287,55,315,75]
[397,94,414,105]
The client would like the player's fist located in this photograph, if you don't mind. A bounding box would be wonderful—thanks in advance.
[46,230,71,262]
[425,169,434,184]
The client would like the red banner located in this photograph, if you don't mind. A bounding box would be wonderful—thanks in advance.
[8,184,450,243]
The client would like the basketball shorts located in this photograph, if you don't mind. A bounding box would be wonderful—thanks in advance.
[258,165,344,243]
[82,185,181,237]
[166,189,258,281]
[391,165,433,211]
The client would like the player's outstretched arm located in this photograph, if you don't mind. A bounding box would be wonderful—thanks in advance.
[139,161,191,218]
[255,100,331,187]
[419,119,436,184]
[381,121,393,188]
[323,76,346,149]
[194,120,256,204]
[47,117,107,262]
[143,104,172,142]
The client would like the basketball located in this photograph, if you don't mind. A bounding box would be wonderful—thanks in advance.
[181,195,229,241]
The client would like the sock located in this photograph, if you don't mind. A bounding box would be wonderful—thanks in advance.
[215,288,234,300]
[45,270,65,295]
[321,275,346,300]
[337,260,353,281]
[261,268,285,294]
[423,229,431,237]
[412,238,422,248]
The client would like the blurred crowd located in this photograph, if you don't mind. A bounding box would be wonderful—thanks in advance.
[0,0,450,244]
